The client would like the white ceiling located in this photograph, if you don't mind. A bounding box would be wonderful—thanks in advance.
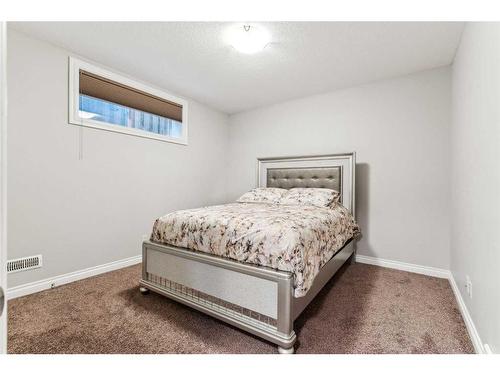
[9,22,464,114]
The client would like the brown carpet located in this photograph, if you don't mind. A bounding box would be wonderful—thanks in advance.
[7,262,474,354]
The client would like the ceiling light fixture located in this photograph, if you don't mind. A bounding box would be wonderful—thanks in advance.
[227,24,270,54]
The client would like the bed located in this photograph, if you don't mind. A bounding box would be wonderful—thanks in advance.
[139,153,358,354]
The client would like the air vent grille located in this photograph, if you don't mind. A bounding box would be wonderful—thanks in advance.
[7,255,42,273]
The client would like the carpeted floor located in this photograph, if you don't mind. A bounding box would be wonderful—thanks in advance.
[7,262,474,354]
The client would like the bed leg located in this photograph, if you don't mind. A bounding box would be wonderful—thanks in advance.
[139,286,150,295]
[277,346,295,354]
[349,249,356,264]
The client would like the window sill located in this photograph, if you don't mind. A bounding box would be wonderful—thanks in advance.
[68,118,188,146]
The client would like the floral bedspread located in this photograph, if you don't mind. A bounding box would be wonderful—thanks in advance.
[150,202,359,297]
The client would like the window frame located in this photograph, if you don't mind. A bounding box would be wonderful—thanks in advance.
[68,56,189,145]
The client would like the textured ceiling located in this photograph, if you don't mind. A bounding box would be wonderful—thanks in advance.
[9,22,464,114]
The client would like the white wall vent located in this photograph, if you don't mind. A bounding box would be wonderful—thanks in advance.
[7,255,42,274]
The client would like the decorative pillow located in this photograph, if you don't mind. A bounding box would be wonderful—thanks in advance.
[279,188,340,208]
[237,187,288,204]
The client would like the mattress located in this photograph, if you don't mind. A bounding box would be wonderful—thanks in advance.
[150,202,359,297]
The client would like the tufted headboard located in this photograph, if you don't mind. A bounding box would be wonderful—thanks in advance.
[266,167,341,191]
[257,153,356,215]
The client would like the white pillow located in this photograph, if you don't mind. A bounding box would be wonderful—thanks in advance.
[279,188,340,208]
[237,187,288,204]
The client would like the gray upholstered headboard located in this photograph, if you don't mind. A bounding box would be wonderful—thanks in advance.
[257,153,356,215]
[266,166,341,192]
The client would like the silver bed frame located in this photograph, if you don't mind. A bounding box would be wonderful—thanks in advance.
[139,153,356,354]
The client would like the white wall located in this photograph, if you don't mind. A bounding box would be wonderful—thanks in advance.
[7,30,454,288]
[0,22,8,354]
[7,30,229,287]
[451,23,500,353]
[228,67,451,269]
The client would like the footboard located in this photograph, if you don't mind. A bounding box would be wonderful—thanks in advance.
[139,240,296,350]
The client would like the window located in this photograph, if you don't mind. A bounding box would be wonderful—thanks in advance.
[69,57,188,144]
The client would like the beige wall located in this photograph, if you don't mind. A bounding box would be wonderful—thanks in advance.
[228,67,452,269]
[451,23,500,353]
[7,30,230,287]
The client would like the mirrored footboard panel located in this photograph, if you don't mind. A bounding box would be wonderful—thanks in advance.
[140,240,297,349]
[145,272,278,326]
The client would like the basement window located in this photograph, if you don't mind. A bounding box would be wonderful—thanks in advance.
[69,57,188,145]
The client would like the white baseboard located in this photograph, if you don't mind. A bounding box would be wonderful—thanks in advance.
[355,254,450,279]
[448,273,487,354]
[7,255,142,300]
[355,253,490,354]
